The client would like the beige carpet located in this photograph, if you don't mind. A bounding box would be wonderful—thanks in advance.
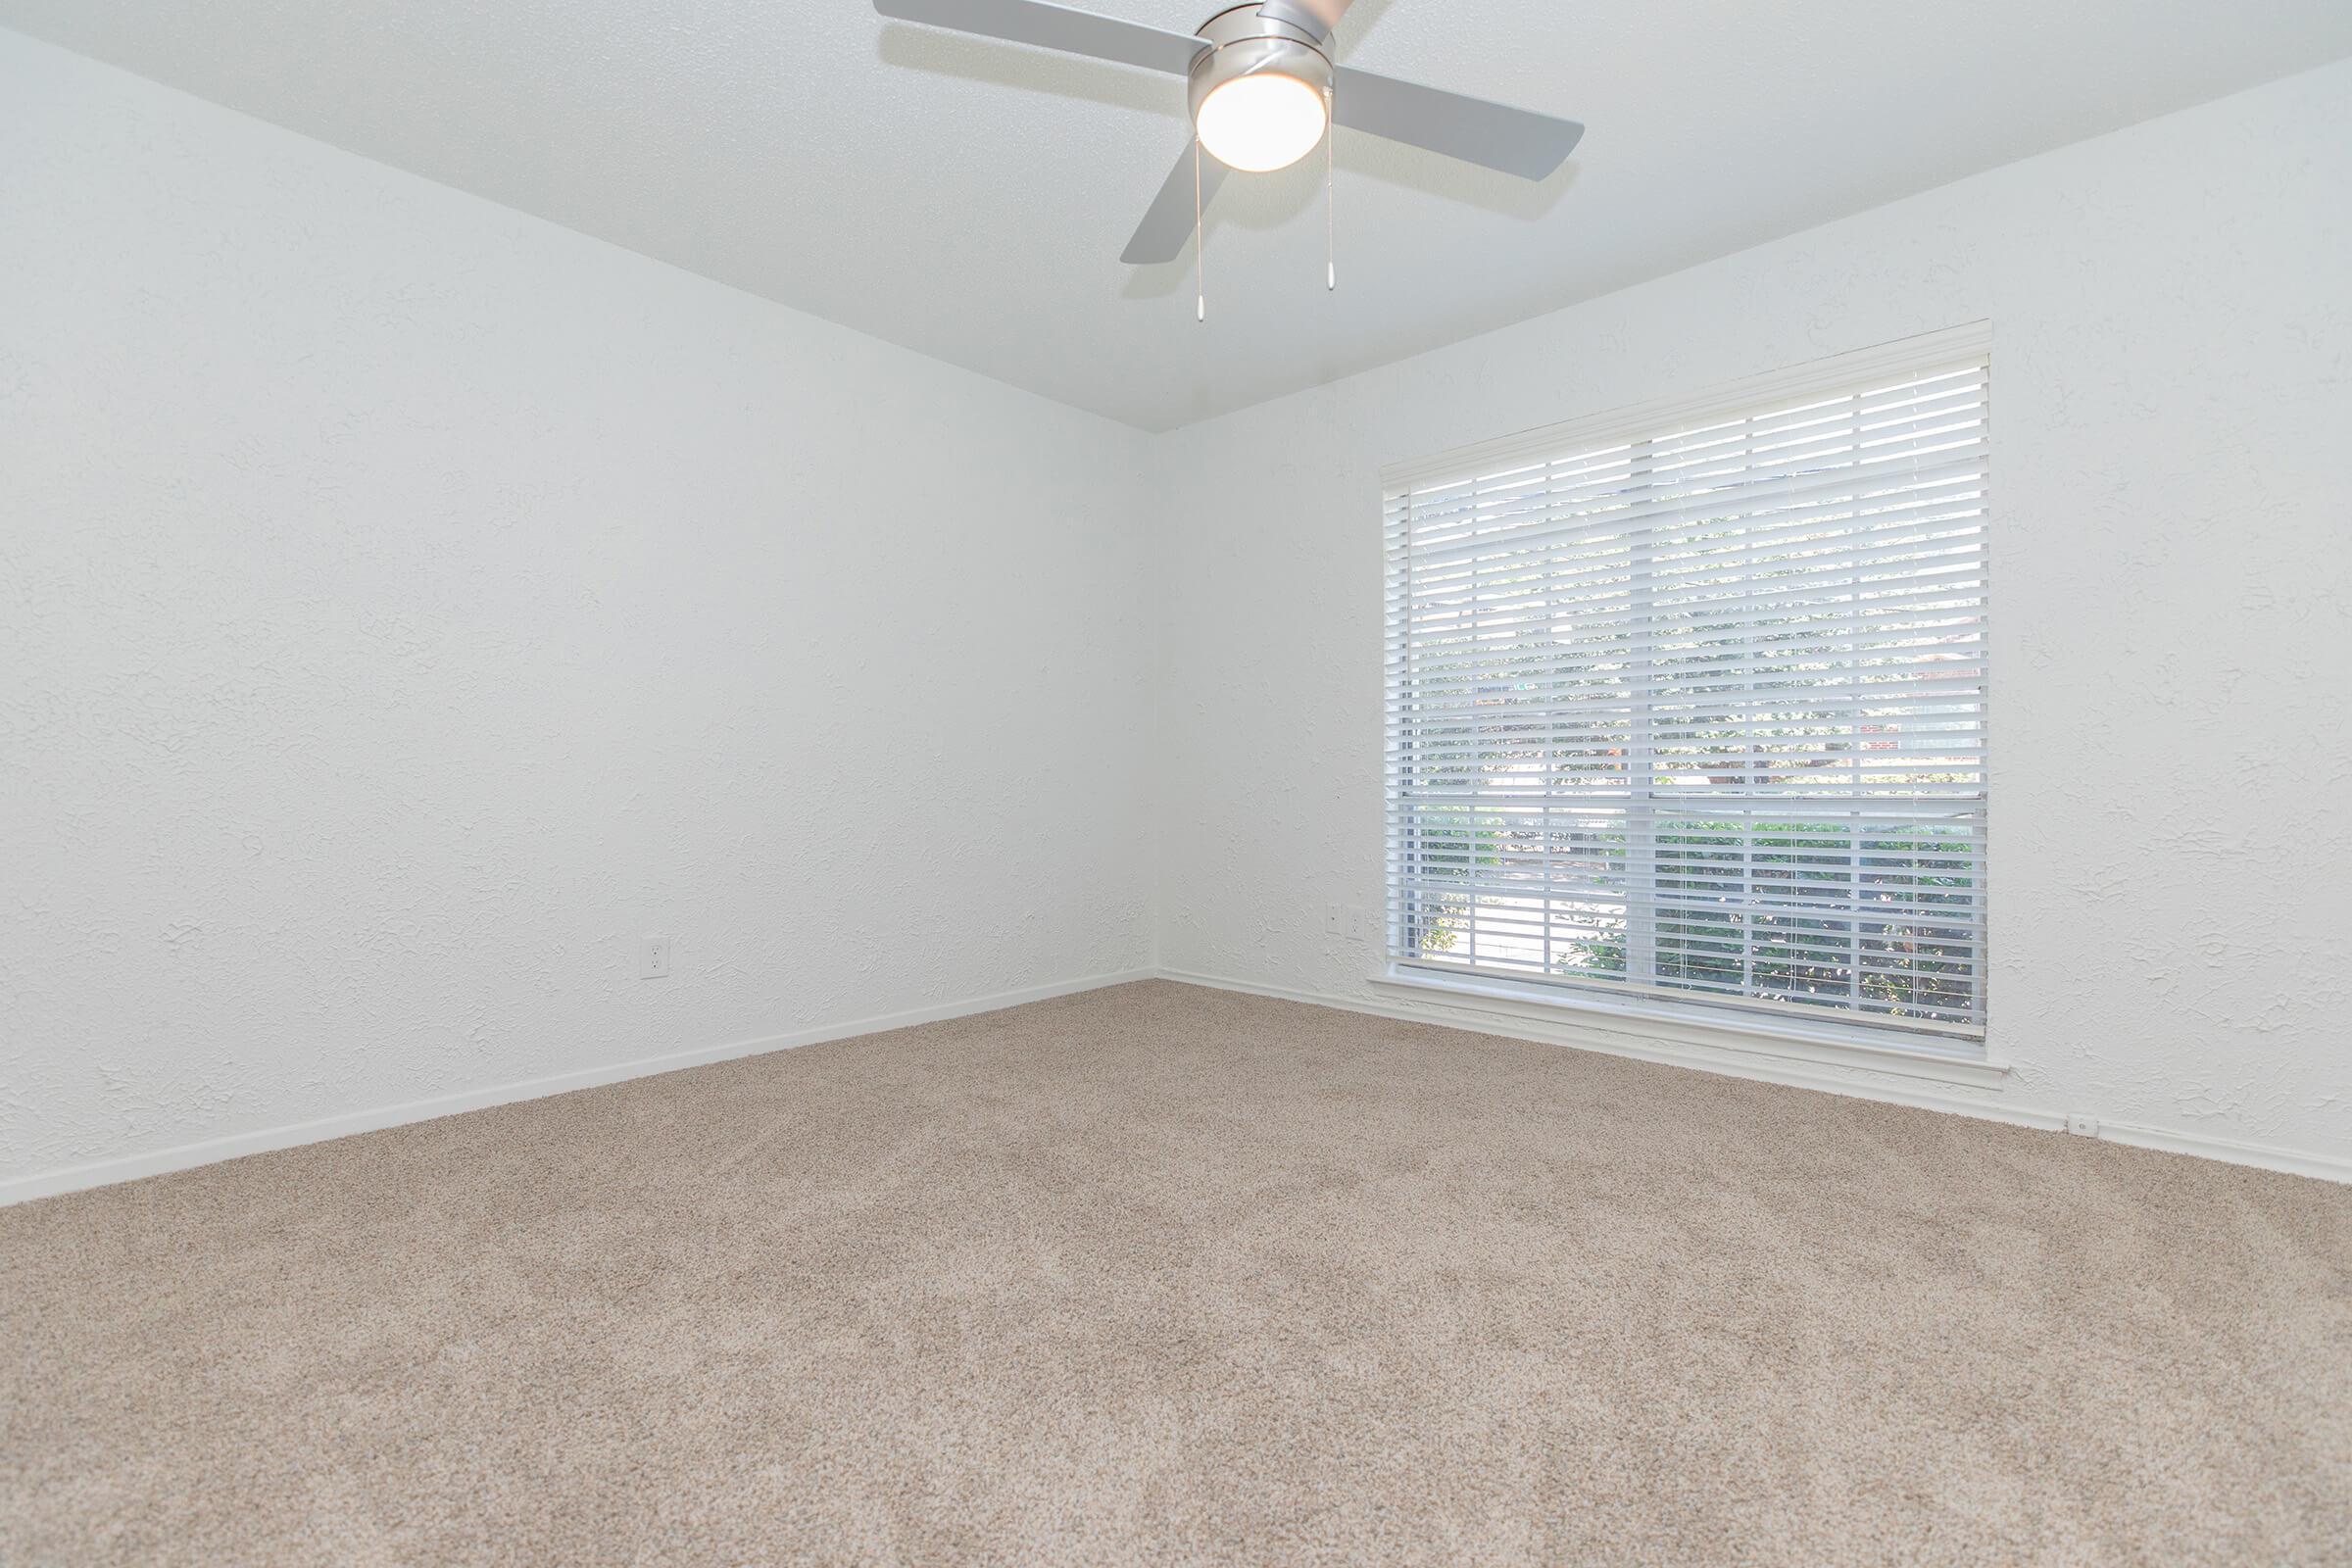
[3,981,2346,1566]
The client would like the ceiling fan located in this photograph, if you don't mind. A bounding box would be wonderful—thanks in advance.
[873,1,1584,271]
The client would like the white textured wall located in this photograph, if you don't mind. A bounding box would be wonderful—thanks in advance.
[1152,60,2352,1169]
[0,32,1153,1190]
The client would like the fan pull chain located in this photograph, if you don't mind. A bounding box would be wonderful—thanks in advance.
[1195,137,1206,323]
[1325,81,1336,290]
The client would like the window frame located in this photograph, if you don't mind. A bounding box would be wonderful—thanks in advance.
[1378,324,1995,1066]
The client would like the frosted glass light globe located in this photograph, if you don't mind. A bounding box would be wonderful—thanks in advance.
[1194,72,1328,173]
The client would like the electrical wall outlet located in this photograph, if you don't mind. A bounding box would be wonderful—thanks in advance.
[639,935,672,980]
[2066,1113,2099,1138]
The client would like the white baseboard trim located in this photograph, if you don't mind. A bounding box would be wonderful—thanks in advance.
[2087,1119,2352,1186]
[0,967,1157,1207]
[13,965,2341,1202]
[1156,968,2352,1186]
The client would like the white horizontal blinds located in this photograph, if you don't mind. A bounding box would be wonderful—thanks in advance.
[1385,350,1989,1043]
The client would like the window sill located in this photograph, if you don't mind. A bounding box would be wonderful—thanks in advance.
[1366,966,2012,1090]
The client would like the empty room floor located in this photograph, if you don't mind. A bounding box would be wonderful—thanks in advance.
[4,980,2346,1565]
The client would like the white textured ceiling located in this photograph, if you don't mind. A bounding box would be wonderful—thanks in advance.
[5,1,2348,429]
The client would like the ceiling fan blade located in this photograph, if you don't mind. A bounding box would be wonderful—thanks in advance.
[1331,67,1584,180]
[1253,1,1355,40]
[1121,143,1227,265]
[873,0,1207,75]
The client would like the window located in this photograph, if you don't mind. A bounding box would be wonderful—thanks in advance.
[1383,330,1989,1051]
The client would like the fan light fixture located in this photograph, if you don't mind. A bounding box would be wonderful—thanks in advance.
[1186,7,1333,173]
[1194,72,1326,172]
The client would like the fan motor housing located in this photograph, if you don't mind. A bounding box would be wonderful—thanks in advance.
[1187,5,1333,125]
